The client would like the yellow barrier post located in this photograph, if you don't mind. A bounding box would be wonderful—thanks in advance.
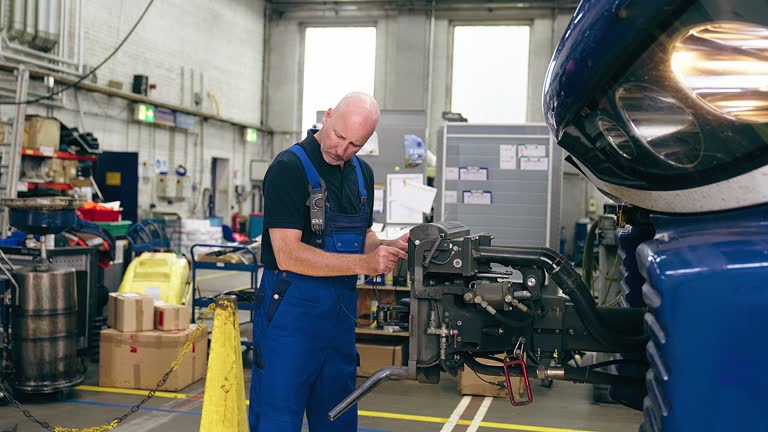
[200,295,248,431]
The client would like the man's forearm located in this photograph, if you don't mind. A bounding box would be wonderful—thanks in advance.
[276,241,366,277]
[364,230,383,254]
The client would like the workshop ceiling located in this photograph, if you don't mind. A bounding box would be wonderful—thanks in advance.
[266,0,577,12]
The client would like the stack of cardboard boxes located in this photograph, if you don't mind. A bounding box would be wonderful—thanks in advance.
[99,293,207,391]
[21,116,80,184]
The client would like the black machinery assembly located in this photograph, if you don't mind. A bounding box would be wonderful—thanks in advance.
[331,221,648,420]
[0,197,85,396]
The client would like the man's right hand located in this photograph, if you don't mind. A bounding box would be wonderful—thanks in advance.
[364,245,407,274]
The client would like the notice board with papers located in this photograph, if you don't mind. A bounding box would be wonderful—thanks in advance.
[435,123,562,249]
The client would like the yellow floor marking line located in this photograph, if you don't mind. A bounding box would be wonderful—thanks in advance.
[75,386,596,432]
[357,410,595,432]
[467,396,493,432]
[75,385,188,400]
[357,409,448,424]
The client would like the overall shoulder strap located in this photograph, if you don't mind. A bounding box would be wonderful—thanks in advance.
[350,156,367,201]
[288,144,322,192]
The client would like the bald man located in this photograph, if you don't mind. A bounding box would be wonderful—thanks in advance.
[249,92,408,432]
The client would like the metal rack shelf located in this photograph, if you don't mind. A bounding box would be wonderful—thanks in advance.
[357,284,410,292]
[355,327,408,337]
[190,243,260,349]
[22,148,97,161]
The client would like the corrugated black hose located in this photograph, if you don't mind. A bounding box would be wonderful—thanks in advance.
[476,246,647,353]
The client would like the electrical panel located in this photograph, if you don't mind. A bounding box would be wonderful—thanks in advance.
[156,174,189,201]
[174,175,189,200]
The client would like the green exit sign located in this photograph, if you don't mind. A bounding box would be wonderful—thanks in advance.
[135,103,155,123]
[245,127,258,143]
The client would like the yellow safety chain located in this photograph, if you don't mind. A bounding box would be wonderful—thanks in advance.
[1,303,216,432]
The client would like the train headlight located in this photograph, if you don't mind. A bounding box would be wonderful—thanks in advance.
[671,22,768,123]
[616,84,703,167]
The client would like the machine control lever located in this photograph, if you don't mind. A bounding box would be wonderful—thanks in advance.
[328,366,409,422]
[422,235,444,267]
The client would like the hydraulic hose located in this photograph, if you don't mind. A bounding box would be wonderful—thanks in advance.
[476,246,647,353]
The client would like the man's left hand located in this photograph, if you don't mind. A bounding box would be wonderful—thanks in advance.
[387,232,409,253]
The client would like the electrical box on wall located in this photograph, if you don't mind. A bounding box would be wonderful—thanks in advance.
[156,174,188,201]
[174,175,189,200]
[250,160,269,182]
[155,174,170,198]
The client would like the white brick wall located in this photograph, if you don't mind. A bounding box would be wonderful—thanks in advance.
[2,0,268,224]
[82,0,264,122]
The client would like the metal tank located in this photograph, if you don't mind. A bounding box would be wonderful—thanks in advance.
[12,265,83,392]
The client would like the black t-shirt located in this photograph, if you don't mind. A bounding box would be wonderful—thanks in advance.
[260,130,375,270]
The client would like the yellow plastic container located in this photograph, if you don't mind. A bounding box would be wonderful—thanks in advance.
[118,252,191,305]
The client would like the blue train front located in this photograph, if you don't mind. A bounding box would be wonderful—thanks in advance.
[544,0,768,429]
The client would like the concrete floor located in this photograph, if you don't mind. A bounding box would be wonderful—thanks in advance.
[0,270,642,432]
[0,370,641,432]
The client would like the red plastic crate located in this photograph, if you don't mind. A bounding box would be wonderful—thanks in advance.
[79,208,122,222]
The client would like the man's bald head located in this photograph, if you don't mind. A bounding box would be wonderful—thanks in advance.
[315,92,380,166]
[334,92,380,123]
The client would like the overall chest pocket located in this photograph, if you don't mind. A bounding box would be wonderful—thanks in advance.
[330,230,363,253]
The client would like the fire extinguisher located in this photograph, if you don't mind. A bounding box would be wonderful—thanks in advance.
[232,213,241,233]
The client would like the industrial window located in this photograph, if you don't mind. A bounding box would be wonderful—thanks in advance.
[451,25,530,123]
[301,27,377,131]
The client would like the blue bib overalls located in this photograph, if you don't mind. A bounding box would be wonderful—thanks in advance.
[249,145,367,431]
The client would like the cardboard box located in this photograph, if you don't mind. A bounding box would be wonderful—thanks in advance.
[458,355,525,398]
[154,304,191,331]
[107,293,154,332]
[99,325,208,391]
[23,116,60,149]
[47,158,65,184]
[63,159,78,183]
[356,342,404,377]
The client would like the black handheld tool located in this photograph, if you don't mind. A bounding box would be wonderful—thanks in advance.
[307,179,327,236]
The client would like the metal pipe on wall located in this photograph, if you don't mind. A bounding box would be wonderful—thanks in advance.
[0,0,6,32]
[76,0,82,73]
[189,67,195,108]
[57,0,64,58]
[2,34,77,64]
[423,0,435,150]
[8,0,26,41]
[21,0,34,43]
[260,2,271,127]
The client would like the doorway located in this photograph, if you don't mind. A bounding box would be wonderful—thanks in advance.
[211,158,231,221]
[94,151,139,223]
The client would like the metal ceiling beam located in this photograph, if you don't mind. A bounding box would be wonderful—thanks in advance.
[267,1,577,12]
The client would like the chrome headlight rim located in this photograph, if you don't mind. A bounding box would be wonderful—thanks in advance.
[596,116,636,160]
[615,82,704,168]
[669,20,768,124]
